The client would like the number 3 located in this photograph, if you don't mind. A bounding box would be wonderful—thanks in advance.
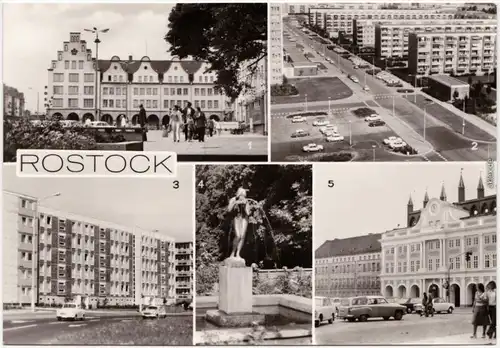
[173,180,179,189]
[471,142,478,151]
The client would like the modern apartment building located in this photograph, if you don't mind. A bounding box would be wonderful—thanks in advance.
[315,234,382,298]
[374,19,497,59]
[408,31,496,76]
[270,4,284,85]
[309,8,454,38]
[174,242,193,301]
[3,190,177,307]
[3,84,25,118]
[46,32,232,126]
[380,173,497,307]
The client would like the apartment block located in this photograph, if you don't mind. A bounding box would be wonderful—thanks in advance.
[408,31,497,76]
[375,20,497,59]
[3,191,177,307]
[309,8,454,38]
[174,242,193,301]
[270,4,284,85]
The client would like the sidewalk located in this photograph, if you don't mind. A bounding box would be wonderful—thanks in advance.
[407,333,496,345]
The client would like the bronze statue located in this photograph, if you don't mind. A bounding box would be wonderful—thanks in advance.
[227,187,251,261]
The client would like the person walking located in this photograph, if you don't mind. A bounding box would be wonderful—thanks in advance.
[426,293,434,317]
[194,106,207,142]
[486,281,496,339]
[139,104,147,141]
[208,118,214,137]
[421,293,428,317]
[215,119,222,135]
[170,106,182,143]
[471,283,490,339]
[183,102,195,141]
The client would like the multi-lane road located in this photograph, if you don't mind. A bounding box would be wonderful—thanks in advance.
[315,309,496,345]
[271,20,497,162]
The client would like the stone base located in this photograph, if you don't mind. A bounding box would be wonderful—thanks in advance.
[219,264,252,314]
[205,309,265,328]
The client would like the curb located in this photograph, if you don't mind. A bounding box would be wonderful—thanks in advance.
[195,328,312,344]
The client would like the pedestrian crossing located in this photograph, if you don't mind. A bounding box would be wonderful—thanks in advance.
[272,108,352,119]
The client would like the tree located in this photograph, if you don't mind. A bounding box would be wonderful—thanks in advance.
[165,4,267,101]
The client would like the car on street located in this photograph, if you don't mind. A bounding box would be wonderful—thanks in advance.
[291,116,306,123]
[142,305,168,319]
[315,296,336,327]
[56,303,85,321]
[326,134,344,142]
[88,121,114,128]
[400,298,424,313]
[363,85,370,91]
[320,125,338,134]
[383,136,402,146]
[337,297,355,320]
[432,298,455,314]
[291,129,310,138]
[389,140,407,149]
[313,118,330,127]
[339,296,407,322]
[364,114,381,122]
[368,120,386,127]
[302,143,324,152]
[349,75,359,83]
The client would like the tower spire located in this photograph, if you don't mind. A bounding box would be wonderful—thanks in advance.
[407,194,414,213]
[478,171,485,199]
[423,188,429,208]
[440,182,447,201]
[458,168,465,202]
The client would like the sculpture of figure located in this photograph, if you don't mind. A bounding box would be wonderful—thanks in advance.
[227,187,251,260]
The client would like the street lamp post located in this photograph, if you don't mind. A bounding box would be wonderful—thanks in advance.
[462,100,466,135]
[328,97,331,114]
[423,106,427,143]
[32,192,61,312]
[28,87,40,117]
[84,27,110,122]
[372,145,376,161]
[348,120,352,146]
[305,94,308,112]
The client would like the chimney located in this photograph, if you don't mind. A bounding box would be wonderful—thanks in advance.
[129,55,133,61]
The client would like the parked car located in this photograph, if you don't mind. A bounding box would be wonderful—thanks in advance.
[315,297,336,327]
[326,134,344,142]
[337,297,356,320]
[60,120,81,128]
[302,143,324,152]
[364,114,381,122]
[291,116,306,123]
[56,303,85,321]
[368,120,386,127]
[88,121,113,128]
[291,129,310,138]
[320,125,338,134]
[142,305,167,319]
[432,298,455,314]
[389,140,407,149]
[349,75,359,83]
[339,296,406,322]
[363,85,370,91]
[313,118,330,127]
[400,298,424,314]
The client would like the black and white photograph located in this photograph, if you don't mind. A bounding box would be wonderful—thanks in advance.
[314,162,497,345]
[270,3,497,162]
[3,3,268,162]
[194,164,313,345]
[2,164,194,345]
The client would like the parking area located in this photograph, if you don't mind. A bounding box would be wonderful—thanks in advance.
[271,77,353,105]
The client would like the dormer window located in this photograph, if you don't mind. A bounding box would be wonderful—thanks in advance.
[52,62,56,69]
[81,44,85,51]
[87,54,91,61]
[58,53,62,61]
[64,44,68,51]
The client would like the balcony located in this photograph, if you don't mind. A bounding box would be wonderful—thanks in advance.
[176,282,191,288]
[176,271,191,277]
[176,260,192,266]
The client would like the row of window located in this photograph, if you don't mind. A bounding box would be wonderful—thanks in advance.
[53,85,95,96]
[53,73,94,83]
[53,72,216,85]
[316,253,381,264]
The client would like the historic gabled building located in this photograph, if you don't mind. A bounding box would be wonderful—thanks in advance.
[315,234,382,298]
[380,172,496,307]
[46,32,234,127]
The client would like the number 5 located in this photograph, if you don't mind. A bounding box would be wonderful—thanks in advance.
[471,142,478,151]
[328,180,334,188]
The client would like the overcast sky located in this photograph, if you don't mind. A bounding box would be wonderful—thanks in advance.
[314,162,496,250]
[3,3,175,112]
[2,163,194,242]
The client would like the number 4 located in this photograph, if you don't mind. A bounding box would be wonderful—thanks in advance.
[471,142,478,151]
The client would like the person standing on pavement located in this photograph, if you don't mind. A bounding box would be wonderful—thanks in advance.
[139,104,147,141]
[471,283,490,339]
[421,293,428,317]
[208,118,214,137]
[194,106,207,142]
[183,102,195,141]
[486,281,496,339]
[170,106,182,143]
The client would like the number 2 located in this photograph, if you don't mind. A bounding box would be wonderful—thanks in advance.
[471,142,478,151]
[173,180,179,189]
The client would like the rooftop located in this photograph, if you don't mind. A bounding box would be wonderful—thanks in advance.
[96,56,205,76]
[428,74,471,87]
[315,233,382,259]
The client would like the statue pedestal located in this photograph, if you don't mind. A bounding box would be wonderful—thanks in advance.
[205,258,265,328]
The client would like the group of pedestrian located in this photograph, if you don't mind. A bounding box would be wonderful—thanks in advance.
[471,281,496,340]
[163,102,221,143]
[420,282,496,340]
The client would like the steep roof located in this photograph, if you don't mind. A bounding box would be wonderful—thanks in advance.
[315,233,382,259]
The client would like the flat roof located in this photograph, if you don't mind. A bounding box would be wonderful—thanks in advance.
[374,19,497,26]
[428,75,470,88]
[285,47,309,64]
[412,31,495,36]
